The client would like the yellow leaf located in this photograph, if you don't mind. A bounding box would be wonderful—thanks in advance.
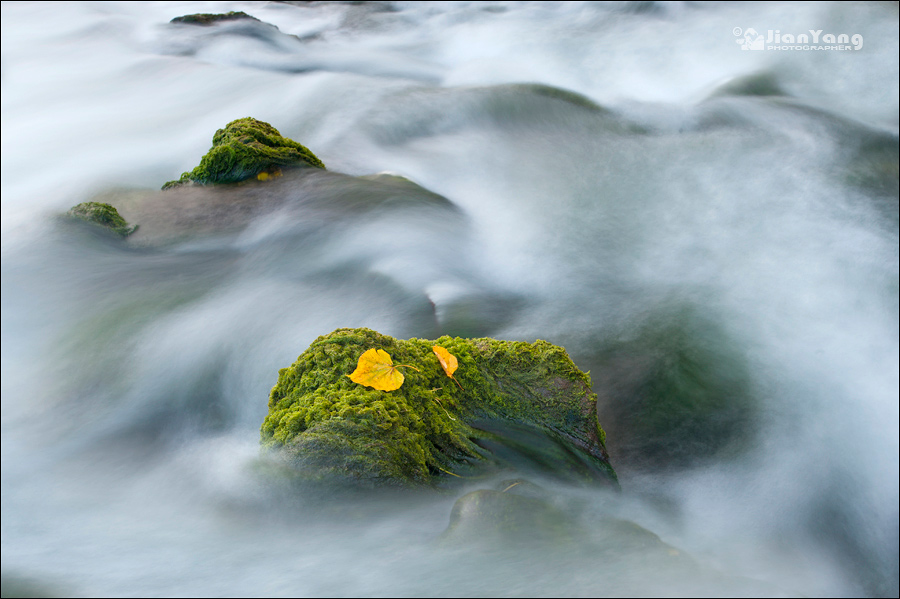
[347,348,415,391]
[432,346,458,377]
[433,346,463,390]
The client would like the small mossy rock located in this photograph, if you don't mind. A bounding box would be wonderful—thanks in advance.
[163,118,325,189]
[261,328,616,488]
[67,202,137,237]
[170,11,260,26]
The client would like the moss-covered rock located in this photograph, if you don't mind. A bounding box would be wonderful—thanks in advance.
[261,328,616,488]
[163,118,325,189]
[170,11,260,26]
[67,202,137,237]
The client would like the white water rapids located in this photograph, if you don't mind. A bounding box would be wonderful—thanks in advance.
[2,2,898,597]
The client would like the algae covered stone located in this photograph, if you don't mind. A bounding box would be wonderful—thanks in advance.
[67,202,137,237]
[261,328,615,487]
[170,11,260,26]
[163,118,325,189]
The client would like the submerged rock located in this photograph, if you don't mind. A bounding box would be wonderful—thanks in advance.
[0,571,65,599]
[442,488,576,546]
[845,131,899,203]
[435,480,792,597]
[67,201,137,237]
[593,305,757,471]
[439,478,697,579]
[261,328,616,488]
[707,71,786,98]
[163,117,325,189]
[108,168,461,246]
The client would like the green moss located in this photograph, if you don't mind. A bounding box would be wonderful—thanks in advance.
[163,118,325,189]
[67,202,137,237]
[170,11,259,26]
[261,328,615,488]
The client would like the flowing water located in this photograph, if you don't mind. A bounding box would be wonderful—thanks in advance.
[2,2,898,597]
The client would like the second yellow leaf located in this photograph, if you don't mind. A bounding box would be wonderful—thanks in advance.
[433,345,463,389]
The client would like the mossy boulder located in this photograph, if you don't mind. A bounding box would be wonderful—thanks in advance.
[261,328,616,488]
[170,11,260,26]
[163,118,325,189]
[67,202,137,237]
